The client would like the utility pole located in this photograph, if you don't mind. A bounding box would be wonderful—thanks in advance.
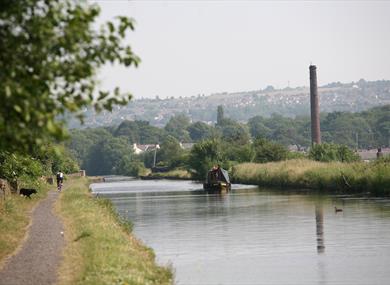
[153,147,157,168]
[153,143,160,168]
[355,132,359,150]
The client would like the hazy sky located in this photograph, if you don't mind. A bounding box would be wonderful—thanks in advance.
[94,0,390,99]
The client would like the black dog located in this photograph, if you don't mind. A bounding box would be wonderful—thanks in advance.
[19,188,37,198]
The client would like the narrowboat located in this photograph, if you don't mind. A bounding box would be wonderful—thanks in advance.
[203,166,231,192]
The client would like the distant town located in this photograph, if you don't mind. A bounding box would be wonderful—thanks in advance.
[68,79,390,129]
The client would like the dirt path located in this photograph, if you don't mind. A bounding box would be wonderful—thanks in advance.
[0,190,65,285]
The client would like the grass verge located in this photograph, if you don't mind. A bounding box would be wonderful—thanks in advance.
[232,159,390,195]
[0,181,50,266]
[57,177,172,285]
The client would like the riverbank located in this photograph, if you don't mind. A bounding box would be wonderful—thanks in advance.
[141,169,191,180]
[232,159,390,195]
[57,177,172,285]
[0,182,50,266]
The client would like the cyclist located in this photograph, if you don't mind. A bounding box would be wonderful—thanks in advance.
[56,170,64,191]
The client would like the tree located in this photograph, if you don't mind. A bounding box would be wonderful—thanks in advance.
[0,0,140,154]
[158,135,184,168]
[114,121,141,143]
[187,139,225,180]
[188,122,215,141]
[83,136,135,175]
[67,128,112,165]
[248,116,272,139]
[217,105,224,125]
[164,114,191,142]
[221,124,251,145]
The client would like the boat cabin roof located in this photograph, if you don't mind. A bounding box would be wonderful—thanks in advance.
[206,167,230,184]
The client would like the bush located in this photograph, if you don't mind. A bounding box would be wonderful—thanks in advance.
[309,143,360,162]
[0,151,45,184]
[252,138,288,163]
[187,139,226,180]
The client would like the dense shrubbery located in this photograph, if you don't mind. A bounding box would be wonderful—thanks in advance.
[252,138,288,163]
[0,145,79,189]
[309,143,360,162]
[0,152,45,184]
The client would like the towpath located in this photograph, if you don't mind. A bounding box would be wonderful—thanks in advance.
[0,190,65,285]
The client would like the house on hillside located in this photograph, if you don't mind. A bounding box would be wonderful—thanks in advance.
[133,143,160,154]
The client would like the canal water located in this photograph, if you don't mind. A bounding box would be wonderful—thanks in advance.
[91,180,390,285]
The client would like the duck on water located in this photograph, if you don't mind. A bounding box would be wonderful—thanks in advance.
[203,165,231,192]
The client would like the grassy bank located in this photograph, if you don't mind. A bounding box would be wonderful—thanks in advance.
[142,169,191,180]
[0,181,50,265]
[57,177,172,285]
[232,159,390,195]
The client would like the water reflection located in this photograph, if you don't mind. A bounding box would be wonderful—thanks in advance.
[315,203,325,254]
[92,181,390,285]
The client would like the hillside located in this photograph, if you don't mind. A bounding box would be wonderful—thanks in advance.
[68,79,390,128]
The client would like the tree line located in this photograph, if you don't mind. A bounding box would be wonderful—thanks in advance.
[65,104,390,178]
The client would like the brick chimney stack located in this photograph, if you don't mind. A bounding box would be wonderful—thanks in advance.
[310,65,321,145]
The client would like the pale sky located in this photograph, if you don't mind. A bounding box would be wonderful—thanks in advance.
[94,0,390,99]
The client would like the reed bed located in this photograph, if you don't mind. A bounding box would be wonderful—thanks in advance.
[232,159,390,195]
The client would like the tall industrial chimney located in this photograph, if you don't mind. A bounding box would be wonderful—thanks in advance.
[310,65,321,144]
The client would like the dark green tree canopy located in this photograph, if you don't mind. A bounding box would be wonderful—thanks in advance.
[115,120,164,144]
[217,105,224,125]
[0,0,140,153]
[187,139,225,180]
[188,121,215,142]
[164,114,191,142]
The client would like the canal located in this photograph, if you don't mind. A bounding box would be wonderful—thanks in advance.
[91,179,390,285]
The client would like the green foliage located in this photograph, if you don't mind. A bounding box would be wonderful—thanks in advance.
[47,146,80,174]
[215,107,251,145]
[286,151,307,160]
[187,122,215,141]
[164,114,191,142]
[252,138,288,163]
[83,136,136,176]
[217,105,224,126]
[0,0,139,154]
[158,135,184,169]
[116,157,145,177]
[309,143,360,162]
[67,128,112,165]
[114,120,164,144]
[222,142,255,163]
[187,139,225,180]
[0,151,45,183]
[220,124,251,145]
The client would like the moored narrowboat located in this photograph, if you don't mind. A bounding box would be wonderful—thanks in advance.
[203,166,231,192]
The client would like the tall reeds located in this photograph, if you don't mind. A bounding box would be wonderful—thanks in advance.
[232,159,390,195]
